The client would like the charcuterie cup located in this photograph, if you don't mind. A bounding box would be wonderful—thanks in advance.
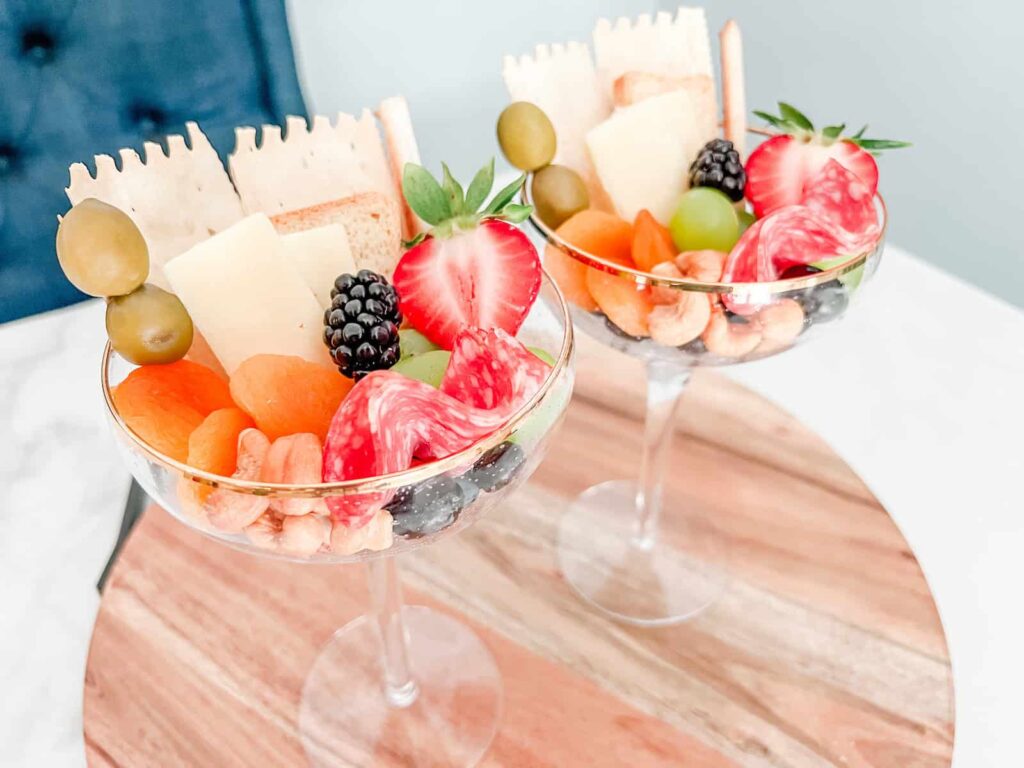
[102,271,575,767]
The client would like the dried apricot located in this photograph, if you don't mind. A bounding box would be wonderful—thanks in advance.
[230,355,352,442]
[632,210,677,272]
[112,359,235,461]
[545,210,633,311]
[188,408,255,477]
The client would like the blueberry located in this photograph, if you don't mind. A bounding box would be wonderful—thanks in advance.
[387,476,468,538]
[780,265,849,326]
[462,442,526,493]
[456,478,480,506]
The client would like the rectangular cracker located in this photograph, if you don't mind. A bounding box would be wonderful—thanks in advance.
[227,111,399,217]
[65,122,244,288]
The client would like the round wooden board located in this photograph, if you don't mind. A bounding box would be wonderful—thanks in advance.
[84,358,955,768]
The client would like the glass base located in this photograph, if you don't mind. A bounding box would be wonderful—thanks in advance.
[558,480,729,627]
[299,606,502,767]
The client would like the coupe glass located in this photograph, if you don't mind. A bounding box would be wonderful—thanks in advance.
[525,183,886,627]
[100,273,575,767]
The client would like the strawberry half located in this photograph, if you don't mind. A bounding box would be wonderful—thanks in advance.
[393,159,541,349]
[744,103,909,218]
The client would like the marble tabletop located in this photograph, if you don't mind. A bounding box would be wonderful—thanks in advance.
[1,245,1022,767]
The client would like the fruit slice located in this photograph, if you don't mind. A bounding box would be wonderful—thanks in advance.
[322,327,549,526]
[230,355,352,442]
[632,210,677,272]
[744,104,908,218]
[187,408,256,478]
[393,163,542,349]
[586,269,652,337]
[111,359,235,461]
[394,219,540,349]
[544,210,633,311]
[206,428,272,532]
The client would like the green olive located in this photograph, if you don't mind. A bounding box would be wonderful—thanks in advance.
[497,102,556,171]
[57,198,149,297]
[106,284,194,365]
[531,164,589,229]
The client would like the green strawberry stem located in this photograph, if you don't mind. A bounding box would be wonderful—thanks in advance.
[753,102,911,152]
[402,159,533,248]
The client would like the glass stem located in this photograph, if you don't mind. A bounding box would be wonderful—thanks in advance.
[366,558,419,708]
[633,360,691,549]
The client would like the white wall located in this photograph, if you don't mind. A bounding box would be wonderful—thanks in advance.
[287,0,1023,306]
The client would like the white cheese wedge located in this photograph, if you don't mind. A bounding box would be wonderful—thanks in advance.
[280,224,356,309]
[164,214,332,374]
[585,89,704,225]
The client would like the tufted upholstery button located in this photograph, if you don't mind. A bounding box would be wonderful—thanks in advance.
[129,104,167,139]
[20,27,57,65]
[0,144,18,177]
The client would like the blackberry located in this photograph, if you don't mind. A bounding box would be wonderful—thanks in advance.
[689,139,746,202]
[323,269,402,380]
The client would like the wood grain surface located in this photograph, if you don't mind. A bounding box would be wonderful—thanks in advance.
[84,340,955,767]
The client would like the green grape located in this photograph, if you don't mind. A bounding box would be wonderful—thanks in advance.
[391,349,451,388]
[398,328,440,359]
[811,257,865,291]
[531,165,589,229]
[737,209,756,235]
[57,198,149,297]
[497,102,556,172]
[669,188,740,253]
[106,284,194,365]
[528,346,556,366]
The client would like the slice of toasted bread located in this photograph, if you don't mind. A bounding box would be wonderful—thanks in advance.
[720,20,746,157]
[228,112,399,217]
[593,8,714,94]
[377,95,426,238]
[612,71,716,143]
[270,192,402,278]
[65,122,244,288]
[502,41,612,209]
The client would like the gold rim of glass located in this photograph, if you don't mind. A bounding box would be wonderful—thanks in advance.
[100,268,575,497]
[523,158,887,293]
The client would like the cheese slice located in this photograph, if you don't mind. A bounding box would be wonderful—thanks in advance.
[585,90,705,225]
[164,214,332,374]
[280,224,356,309]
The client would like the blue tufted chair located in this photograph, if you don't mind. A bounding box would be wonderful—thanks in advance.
[0,0,307,324]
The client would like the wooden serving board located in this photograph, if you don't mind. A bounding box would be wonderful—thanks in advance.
[84,342,954,767]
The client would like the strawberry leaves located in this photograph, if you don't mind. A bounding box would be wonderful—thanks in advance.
[754,103,910,151]
[401,159,533,244]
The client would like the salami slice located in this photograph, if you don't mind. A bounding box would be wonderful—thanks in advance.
[323,327,551,526]
[800,159,880,252]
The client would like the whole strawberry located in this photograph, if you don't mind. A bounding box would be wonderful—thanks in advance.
[745,102,909,218]
[393,159,542,349]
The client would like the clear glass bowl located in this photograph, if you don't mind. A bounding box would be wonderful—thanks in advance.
[525,183,886,628]
[101,272,575,766]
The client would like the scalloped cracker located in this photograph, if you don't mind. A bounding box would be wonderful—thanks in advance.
[227,111,398,217]
[593,8,713,92]
[65,122,244,288]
